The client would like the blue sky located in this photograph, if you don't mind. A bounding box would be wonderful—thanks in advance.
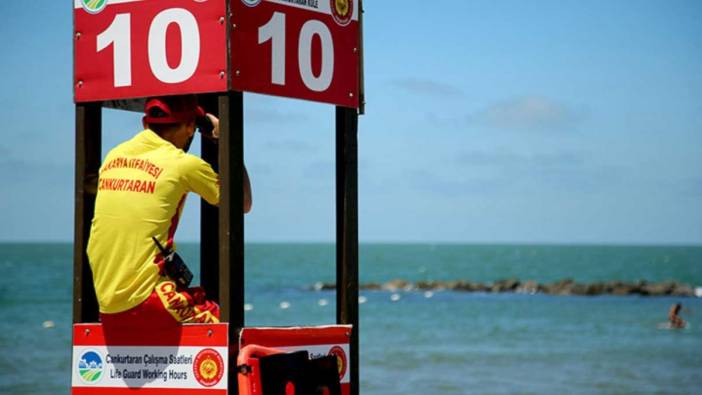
[0,1,700,244]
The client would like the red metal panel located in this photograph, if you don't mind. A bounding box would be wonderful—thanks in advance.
[232,0,360,108]
[238,325,352,395]
[239,325,352,348]
[74,0,227,102]
[73,323,229,347]
[72,323,229,393]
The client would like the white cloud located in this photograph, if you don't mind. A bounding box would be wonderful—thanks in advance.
[467,96,580,131]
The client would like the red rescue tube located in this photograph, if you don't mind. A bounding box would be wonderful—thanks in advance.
[238,344,285,364]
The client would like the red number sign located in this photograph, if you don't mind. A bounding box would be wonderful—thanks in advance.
[231,0,360,108]
[74,0,361,108]
[74,0,227,102]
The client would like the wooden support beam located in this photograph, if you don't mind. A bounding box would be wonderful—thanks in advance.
[218,90,245,394]
[218,91,245,327]
[217,93,245,320]
[335,106,359,395]
[73,102,102,324]
[199,94,220,301]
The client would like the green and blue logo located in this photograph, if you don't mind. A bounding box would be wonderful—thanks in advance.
[81,0,108,14]
[78,351,104,384]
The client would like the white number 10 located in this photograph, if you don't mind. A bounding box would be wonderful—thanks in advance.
[258,12,334,92]
[97,13,131,87]
[97,8,201,87]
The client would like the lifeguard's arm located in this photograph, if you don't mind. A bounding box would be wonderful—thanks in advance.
[200,113,252,213]
[243,165,252,213]
[182,156,220,205]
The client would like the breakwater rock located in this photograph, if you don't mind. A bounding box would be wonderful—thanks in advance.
[312,279,698,297]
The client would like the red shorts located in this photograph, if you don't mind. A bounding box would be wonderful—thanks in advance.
[100,279,220,329]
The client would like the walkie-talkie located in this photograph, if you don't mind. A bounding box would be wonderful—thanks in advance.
[152,237,193,289]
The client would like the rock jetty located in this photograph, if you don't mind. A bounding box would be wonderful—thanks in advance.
[312,279,698,297]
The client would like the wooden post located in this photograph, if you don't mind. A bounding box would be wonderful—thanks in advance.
[336,106,359,395]
[199,94,220,301]
[358,0,365,115]
[73,102,102,324]
[218,91,245,391]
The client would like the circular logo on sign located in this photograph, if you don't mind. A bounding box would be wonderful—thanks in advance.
[330,0,353,26]
[77,350,104,384]
[193,348,224,387]
[241,0,262,7]
[328,346,347,380]
[81,0,108,14]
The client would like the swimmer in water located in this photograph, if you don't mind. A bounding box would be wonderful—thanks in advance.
[668,303,686,329]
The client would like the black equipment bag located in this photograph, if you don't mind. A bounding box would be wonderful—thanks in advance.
[258,351,342,395]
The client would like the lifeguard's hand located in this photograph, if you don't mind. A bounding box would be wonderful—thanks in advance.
[206,113,220,139]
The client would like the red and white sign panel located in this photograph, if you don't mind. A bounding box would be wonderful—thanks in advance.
[72,323,229,394]
[74,0,227,102]
[239,325,352,395]
[232,0,360,108]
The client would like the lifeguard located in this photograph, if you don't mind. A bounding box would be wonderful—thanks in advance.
[87,94,252,328]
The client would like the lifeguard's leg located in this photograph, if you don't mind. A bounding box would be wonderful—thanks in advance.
[154,279,220,323]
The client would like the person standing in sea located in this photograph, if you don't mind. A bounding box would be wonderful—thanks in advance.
[86,94,252,329]
[668,303,686,329]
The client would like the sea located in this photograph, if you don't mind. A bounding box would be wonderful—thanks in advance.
[1,243,701,394]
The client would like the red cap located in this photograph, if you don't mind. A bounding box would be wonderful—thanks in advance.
[144,98,205,124]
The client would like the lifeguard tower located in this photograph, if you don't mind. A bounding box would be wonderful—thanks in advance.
[71,1,364,394]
